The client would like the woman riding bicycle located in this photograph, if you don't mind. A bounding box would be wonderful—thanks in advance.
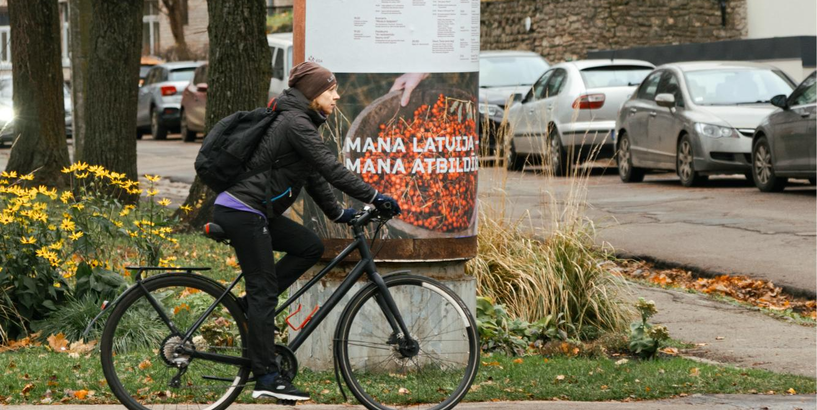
[212,61,400,401]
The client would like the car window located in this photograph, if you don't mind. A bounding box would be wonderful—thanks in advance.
[637,71,662,100]
[168,68,195,82]
[530,70,553,101]
[0,78,11,99]
[479,55,549,87]
[789,73,816,106]
[272,47,285,80]
[146,67,159,85]
[580,65,653,88]
[543,69,567,98]
[684,69,794,105]
[657,72,684,107]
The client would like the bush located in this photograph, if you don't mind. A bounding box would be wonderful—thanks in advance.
[266,11,292,33]
[0,164,181,341]
[476,296,568,355]
[467,207,631,340]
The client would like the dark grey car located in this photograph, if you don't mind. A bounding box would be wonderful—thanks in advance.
[751,71,816,192]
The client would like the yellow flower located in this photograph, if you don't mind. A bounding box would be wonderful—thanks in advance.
[60,191,73,204]
[71,203,85,211]
[47,224,56,231]
[69,231,84,241]
[113,221,123,228]
[75,161,89,171]
[146,189,159,197]
[61,166,72,174]
[20,173,34,181]
[158,198,171,207]
[76,172,89,179]
[179,205,192,214]
[125,205,136,211]
[1,171,17,178]
[127,230,138,238]
[145,174,161,182]
[49,240,64,251]
[60,218,76,232]
[20,236,36,245]
[119,209,131,217]
[54,282,61,288]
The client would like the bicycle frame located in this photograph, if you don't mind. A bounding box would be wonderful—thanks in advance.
[95,212,412,369]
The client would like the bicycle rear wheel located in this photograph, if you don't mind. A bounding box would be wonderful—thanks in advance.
[336,274,479,410]
[100,273,250,410]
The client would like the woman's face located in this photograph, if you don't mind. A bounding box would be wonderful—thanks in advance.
[314,84,340,115]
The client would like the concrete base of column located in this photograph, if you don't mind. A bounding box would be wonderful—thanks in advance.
[287,261,475,371]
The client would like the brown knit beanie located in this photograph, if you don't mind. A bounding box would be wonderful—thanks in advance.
[288,62,337,100]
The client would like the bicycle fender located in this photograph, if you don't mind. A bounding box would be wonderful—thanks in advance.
[382,270,411,279]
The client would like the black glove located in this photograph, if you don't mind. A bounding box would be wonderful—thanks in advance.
[372,193,401,215]
[334,208,356,224]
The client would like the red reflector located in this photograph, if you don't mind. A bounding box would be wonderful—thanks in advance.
[572,94,605,110]
[205,223,210,234]
[101,300,109,310]
[160,85,177,96]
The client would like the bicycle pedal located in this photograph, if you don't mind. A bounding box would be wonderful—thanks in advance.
[276,399,297,406]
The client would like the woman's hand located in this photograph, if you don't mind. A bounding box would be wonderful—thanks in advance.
[334,208,357,224]
[389,73,429,107]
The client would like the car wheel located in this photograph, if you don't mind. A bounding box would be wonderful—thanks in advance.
[180,110,196,142]
[507,138,526,171]
[752,136,787,192]
[545,126,570,176]
[677,134,708,187]
[617,133,645,183]
[150,109,168,140]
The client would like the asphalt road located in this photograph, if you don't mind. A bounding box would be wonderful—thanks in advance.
[2,137,815,294]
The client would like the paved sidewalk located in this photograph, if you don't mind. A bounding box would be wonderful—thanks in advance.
[3,394,815,409]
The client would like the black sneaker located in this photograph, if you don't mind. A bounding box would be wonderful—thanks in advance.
[252,376,310,401]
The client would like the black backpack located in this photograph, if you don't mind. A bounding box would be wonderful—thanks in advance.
[195,106,278,193]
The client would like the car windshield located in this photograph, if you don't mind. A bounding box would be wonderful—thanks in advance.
[480,55,549,87]
[168,68,196,82]
[580,66,653,88]
[0,78,11,99]
[684,69,794,105]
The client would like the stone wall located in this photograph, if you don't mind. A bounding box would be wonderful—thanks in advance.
[480,0,748,64]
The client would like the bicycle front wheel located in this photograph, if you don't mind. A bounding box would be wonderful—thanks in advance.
[100,273,250,410]
[336,274,479,410]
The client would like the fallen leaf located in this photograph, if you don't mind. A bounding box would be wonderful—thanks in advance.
[513,358,523,364]
[555,375,565,381]
[398,387,410,395]
[320,389,330,394]
[690,368,700,376]
[659,347,679,356]
[73,389,89,400]
[715,336,725,341]
[69,340,97,354]
[138,359,152,370]
[225,256,239,268]
[615,358,629,366]
[47,333,69,352]
[787,388,796,395]
[21,383,34,395]
[601,385,608,390]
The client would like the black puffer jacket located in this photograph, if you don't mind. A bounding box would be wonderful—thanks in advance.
[226,88,377,219]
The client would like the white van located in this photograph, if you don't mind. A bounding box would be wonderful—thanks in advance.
[268,33,293,101]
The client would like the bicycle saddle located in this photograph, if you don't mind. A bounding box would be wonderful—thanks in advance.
[203,222,229,242]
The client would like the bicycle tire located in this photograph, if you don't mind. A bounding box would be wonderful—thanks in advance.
[336,274,479,410]
[100,273,250,410]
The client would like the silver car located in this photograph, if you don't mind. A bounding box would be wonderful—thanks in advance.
[751,71,816,192]
[506,59,654,174]
[616,61,796,186]
[0,75,72,148]
[137,61,203,140]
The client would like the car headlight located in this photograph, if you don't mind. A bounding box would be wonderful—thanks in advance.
[478,103,502,118]
[0,106,14,123]
[694,122,736,138]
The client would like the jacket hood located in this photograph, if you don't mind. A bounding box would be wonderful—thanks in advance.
[274,87,327,127]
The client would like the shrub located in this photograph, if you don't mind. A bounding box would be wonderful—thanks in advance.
[476,296,568,356]
[0,164,181,340]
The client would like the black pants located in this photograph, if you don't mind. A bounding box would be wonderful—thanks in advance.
[213,205,324,376]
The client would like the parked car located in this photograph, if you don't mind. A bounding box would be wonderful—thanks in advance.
[268,33,293,101]
[180,62,208,142]
[751,71,816,192]
[479,50,549,154]
[139,55,165,87]
[616,61,796,187]
[137,61,203,140]
[0,75,72,148]
[506,59,654,174]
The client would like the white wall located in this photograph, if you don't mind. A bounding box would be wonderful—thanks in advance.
[746,0,817,39]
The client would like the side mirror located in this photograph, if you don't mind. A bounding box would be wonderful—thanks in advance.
[655,93,676,108]
[196,83,208,93]
[770,94,788,110]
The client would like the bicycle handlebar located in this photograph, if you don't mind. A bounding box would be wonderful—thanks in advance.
[349,204,396,228]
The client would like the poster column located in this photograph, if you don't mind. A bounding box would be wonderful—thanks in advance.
[290,0,479,370]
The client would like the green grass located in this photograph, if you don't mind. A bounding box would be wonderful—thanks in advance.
[1,347,813,404]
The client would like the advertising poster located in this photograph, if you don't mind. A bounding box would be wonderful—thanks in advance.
[301,0,480,247]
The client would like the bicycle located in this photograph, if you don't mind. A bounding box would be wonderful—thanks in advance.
[87,205,479,410]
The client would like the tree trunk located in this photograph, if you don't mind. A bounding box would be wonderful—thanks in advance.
[178,0,270,230]
[77,0,141,188]
[68,0,91,159]
[4,0,70,188]
[160,0,191,61]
